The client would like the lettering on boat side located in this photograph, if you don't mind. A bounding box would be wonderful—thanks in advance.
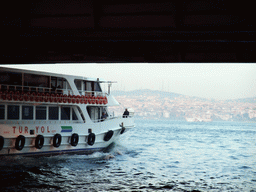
[36,126,50,134]
[4,131,10,134]
[11,126,56,134]
[12,126,29,134]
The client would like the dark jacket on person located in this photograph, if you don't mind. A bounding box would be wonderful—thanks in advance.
[123,110,129,118]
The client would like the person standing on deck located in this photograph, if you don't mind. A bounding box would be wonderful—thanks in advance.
[123,109,129,118]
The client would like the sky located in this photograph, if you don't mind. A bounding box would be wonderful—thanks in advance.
[2,63,256,100]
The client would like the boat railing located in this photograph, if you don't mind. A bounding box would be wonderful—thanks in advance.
[91,114,133,123]
[0,119,85,124]
[78,90,108,97]
[0,84,110,99]
[0,89,108,105]
[0,83,73,95]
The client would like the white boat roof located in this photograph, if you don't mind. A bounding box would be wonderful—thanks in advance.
[0,66,110,83]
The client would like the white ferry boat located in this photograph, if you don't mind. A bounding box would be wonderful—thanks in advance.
[0,66,134,156]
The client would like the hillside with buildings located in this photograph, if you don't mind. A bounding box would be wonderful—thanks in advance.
[110,89,256,122]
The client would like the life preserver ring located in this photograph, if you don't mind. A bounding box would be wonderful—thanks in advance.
[87,133,95,146]
[91,96,96,104]
[100,96,103,104]
[35,93,40,102]
[7,93,12,100]
[50,94,55,102]
[58,97,63,103]
[1,94,6,100]
[8,91,13,100]
[15,135,25,151]
[70,133,79,146]
[13,91,20,101]
[44,93,51,102]
[35,135,44,149]
[13,94,18,101]
[0,136,4,151]
[120,127,125,134]
[29,94,34,101]
[63,94,68,103]
[40,93,45,102]
[53,94,58,102]
[104,130,114,141]
[24,94,29,101]
[53,134,62,147]
[18,95,23,101]
[44,96,49,102]
[39,93,44,102]
[103,96,108,104]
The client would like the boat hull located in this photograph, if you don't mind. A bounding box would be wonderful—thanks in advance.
[0,117,133,156]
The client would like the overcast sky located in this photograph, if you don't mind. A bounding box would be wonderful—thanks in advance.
[2,64,256,100]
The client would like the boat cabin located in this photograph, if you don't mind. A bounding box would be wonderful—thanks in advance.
[0,68,111,124]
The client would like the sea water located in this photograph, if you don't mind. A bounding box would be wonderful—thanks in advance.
[0,119,256,191]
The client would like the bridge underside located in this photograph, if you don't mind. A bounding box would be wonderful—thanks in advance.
[2,0,255,63]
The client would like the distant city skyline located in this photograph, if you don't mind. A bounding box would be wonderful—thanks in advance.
[2,63,256,100]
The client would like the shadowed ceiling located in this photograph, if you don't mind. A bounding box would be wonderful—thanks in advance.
[1,0,255,63]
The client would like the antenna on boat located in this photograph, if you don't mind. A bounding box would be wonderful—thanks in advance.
[108,82,112,95]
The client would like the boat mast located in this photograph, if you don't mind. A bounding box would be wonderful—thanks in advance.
[108,82,112,95]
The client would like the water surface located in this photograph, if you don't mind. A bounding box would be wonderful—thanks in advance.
[0,120,256,191]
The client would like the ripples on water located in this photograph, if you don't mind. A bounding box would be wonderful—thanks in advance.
[1,120,256,192]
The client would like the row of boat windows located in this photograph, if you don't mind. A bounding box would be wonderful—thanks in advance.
[0,71,102,94]
[0,105,78,121]
[0,71,69,93]
[74,79,102,92]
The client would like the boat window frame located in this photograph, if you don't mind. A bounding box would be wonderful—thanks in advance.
[0,103,84,123]
[7,105,20,120]
[49,106,59,120]
[74,79,103,96]
[36,106,47,120]
[61,106,71,120]
[0,104,5,120]
[86,106,108,123]
[72,108,78,120]
[22,105,34,120]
